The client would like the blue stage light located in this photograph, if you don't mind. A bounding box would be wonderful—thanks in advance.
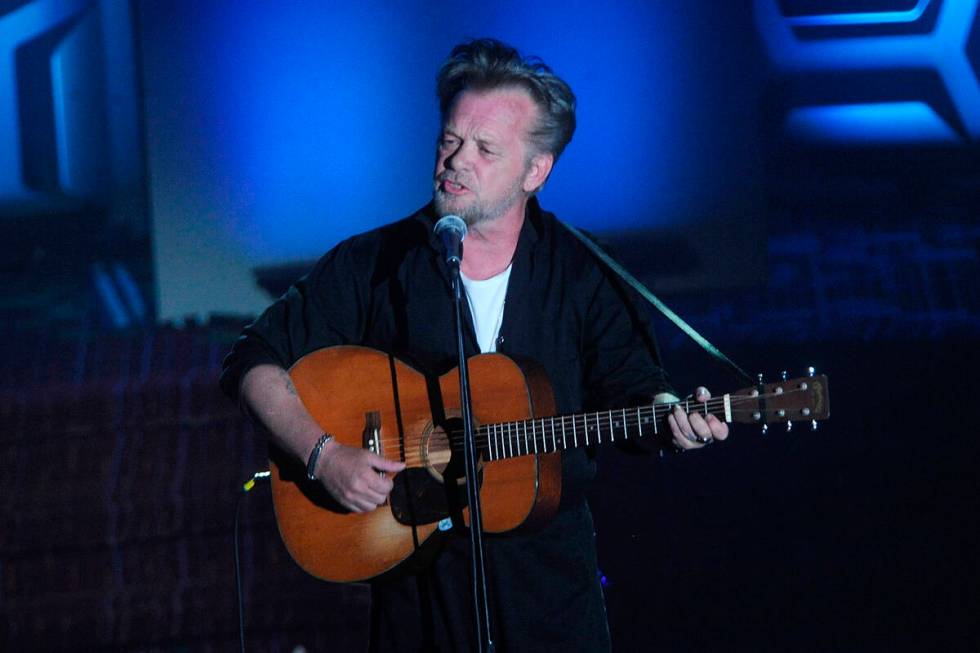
[785,101,960,143]
[755,0,980,143]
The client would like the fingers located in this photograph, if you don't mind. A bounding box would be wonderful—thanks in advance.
[667,387,729,449]
[705,413,729,441]
[372,454,407,473]
[669,405,704,450]
[320,446,405,513]
[334,470,391,513]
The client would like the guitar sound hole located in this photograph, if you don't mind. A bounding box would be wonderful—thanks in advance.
[421,417,475,485]
[390,417,482,527]
[421,424,453,481]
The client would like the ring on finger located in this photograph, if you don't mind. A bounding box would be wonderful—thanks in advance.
[686,432,712,444]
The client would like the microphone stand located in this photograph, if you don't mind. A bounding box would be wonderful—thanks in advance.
[448,259,495,653]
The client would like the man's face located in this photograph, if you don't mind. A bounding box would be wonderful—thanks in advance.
[433,87,540,225]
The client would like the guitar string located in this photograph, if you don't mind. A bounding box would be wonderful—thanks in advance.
[376,390,797,447]
[365,388,813,463]
[372,390,803,454]
[382,412,811,465]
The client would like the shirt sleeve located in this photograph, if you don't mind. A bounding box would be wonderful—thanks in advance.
[218,235,372,404]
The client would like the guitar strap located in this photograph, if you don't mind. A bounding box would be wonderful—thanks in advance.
[560,221,755,386]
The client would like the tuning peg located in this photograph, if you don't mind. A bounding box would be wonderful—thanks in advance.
[756,374,767,435]
[781,370,788,381]
[786,420,792,433]
[811,420,818,431]
[808,366,815,377]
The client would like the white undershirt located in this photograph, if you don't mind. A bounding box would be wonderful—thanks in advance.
[460,264,512,353]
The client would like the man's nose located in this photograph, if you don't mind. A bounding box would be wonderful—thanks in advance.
[445,140,474,170]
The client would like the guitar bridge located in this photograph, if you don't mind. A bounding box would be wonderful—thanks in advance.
[363,411,388,502]
[363,410,381,456]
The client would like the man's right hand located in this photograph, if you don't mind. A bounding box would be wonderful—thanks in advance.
[311,440,406,513]
[239,364,406,513]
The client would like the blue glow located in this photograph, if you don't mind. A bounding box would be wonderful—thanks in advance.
[113,263,147,323]
[785,101,961,143]
[93,263,129,328]
[142,2,762,268]
[0,0,89,209]
[786,0,931,26]
[755,0,980,140]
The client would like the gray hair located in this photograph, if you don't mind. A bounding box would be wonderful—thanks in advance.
[436,38,576,161]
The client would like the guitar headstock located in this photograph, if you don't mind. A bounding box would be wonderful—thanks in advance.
[728,373,830,427]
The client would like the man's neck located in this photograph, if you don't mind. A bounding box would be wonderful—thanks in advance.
[459,201,527,280]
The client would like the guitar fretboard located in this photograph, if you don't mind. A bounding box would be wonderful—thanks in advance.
[480,400,715,461]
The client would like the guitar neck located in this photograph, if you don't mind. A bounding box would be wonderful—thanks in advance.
[481,374,829,461]
[481,400,700,461]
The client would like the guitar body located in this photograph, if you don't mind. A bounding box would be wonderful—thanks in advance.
[270,346,561,583]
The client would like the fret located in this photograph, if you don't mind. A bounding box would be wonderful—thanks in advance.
[446,384,799,464]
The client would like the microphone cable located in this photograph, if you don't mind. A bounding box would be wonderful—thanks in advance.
[234,470,271,653]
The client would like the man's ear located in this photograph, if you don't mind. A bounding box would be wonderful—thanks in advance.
[523,152,554,193]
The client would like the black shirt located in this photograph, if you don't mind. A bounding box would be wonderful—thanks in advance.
[221,198,672,651]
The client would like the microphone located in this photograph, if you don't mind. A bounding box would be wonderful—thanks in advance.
[434,215,467,268]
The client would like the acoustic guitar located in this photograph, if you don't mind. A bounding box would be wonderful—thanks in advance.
[271,346,830,582]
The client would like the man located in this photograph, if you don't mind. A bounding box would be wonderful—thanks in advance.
[221,38,728,652]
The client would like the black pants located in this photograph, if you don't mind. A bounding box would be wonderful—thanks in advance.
[369,501,611,653]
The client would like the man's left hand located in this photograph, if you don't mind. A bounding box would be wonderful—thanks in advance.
[667,386,729,450]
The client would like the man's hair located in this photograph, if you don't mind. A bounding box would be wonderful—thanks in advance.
[436,38,576,161]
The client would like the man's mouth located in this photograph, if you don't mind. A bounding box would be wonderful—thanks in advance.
[440,178,469,195]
